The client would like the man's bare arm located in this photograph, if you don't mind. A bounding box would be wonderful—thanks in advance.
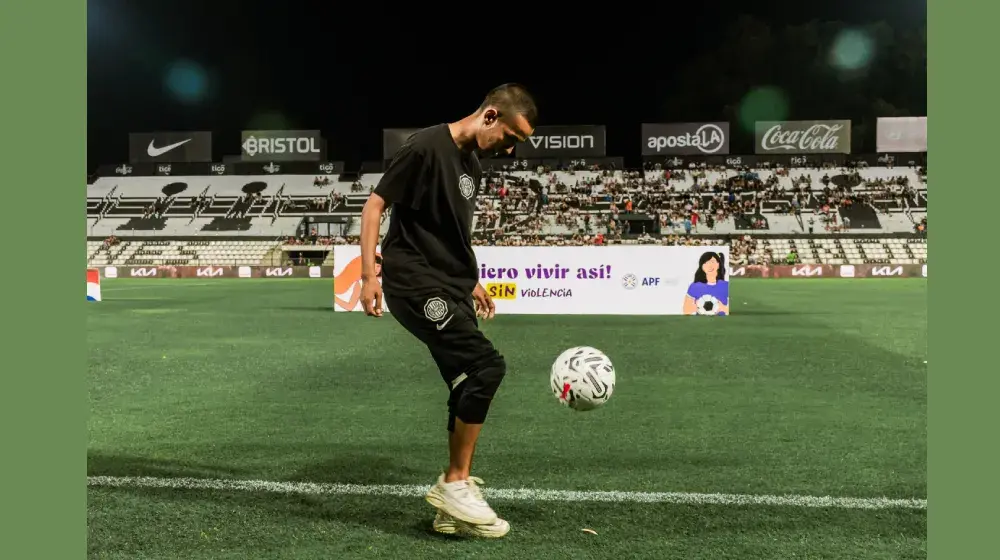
[360,192,387,281]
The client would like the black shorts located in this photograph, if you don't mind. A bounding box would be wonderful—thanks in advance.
[384,292,501,389]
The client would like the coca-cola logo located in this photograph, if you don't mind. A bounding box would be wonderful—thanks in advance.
[757,121,850,154]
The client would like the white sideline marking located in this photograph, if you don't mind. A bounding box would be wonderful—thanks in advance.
[87,476,926,511]
[101,283,220,292]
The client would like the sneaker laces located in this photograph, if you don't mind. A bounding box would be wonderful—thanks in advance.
[466,476,487,504]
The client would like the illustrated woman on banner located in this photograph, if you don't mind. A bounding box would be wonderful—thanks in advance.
[334,254,382,311]
[683,251,730,316]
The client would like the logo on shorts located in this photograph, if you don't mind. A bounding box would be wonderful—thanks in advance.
[621,273,638,290]
[458,174,475,199]
[423,297,449,321]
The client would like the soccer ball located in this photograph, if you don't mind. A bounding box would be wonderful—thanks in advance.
[550,346,616,411]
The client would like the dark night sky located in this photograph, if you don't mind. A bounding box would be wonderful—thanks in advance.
[87,0,926,170]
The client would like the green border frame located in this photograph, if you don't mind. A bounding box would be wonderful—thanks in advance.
[1,0,85,557]
[928,0,996,557]
[0,1,973,557]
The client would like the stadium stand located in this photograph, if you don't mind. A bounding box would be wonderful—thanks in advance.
[86,163,927,268]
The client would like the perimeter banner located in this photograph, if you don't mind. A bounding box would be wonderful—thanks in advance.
[755,120,852,154]
[383,128,421,159]
[129,131,213,163]
[641,122,731,155]
[515,125,607,158]
[240,130,325,162]
[333,245,731,316]
[877,117,927,153]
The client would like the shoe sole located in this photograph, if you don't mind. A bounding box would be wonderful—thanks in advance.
[433,518,510,538]
[425,486,498,526]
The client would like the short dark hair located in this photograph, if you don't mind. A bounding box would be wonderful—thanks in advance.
[479,83,538,128]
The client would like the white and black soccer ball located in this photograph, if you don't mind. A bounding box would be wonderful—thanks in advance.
[695,294,722,315]
[550,346,616,411]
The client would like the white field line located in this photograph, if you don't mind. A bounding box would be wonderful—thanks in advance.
[100,282,221,292]
[87,475,926,511]
[100,279,321,292]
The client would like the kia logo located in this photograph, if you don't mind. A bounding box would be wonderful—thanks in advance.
[264,268,293,277]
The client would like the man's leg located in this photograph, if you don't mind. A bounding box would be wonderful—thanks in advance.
[423,298,507,526]
[446,419,481,483]
[383,293,507,526]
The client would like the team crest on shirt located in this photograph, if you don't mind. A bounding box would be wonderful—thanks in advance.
[458,174,475,199]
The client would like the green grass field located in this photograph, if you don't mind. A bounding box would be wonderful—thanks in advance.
[87,278,927,559]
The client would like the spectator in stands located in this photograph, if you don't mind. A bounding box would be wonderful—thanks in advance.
[786,250,798,265]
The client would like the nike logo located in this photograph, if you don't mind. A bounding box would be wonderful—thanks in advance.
[147,138,192,157]
[436,315,454,330]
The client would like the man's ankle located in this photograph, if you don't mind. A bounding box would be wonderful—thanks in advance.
[444,471,469,483]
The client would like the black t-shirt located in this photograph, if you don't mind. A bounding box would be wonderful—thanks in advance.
[374,124,481,301]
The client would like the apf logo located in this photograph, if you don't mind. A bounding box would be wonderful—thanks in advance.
[264,267,293,277]
[622,273,660,289]
[485,283,517,300]
[263,163,280,174]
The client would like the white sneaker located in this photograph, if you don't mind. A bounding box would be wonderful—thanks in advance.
[424,474,498,525]
[433,510,510,538]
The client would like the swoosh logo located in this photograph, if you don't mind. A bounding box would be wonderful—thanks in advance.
[436,315,454,330]
[147,138,192,157]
